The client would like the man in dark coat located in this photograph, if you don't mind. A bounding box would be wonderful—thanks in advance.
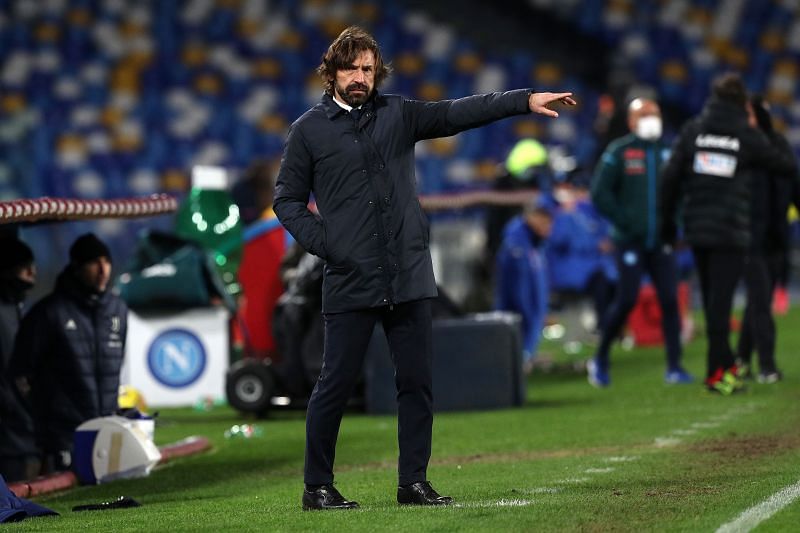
[10,233,127,472]
[274,26,575,510]
[660,73,797,394]
[736,95,800,383]
[0,238,38,482]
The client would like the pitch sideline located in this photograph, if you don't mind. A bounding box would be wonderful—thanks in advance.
[715,479,800,533]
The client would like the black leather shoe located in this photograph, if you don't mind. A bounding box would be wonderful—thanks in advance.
[397,481,453,505]
[302,484,360,511]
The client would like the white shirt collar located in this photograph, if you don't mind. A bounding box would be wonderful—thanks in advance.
[332,94,361,113]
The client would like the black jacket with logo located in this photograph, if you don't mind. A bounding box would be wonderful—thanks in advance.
[10,268,127,452]
[275,90,532,313]
[660,98,798,250]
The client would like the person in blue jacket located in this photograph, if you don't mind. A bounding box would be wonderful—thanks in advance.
[494,199,554,367]
[547,176,616,329]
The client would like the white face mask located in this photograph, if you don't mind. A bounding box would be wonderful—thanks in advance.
[635,115,662,141]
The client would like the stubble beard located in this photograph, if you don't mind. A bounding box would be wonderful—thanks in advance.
[335,81,371,107]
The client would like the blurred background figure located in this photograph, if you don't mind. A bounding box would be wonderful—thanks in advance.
[588,98,691,388]
[494,199,554,369]
[0,236,39,482]
[547,174,617,333]
[485,139,550,263]
[736,95,800,383]
[9,233,127,473]
[232,158,292,363]
[661,73,797,395]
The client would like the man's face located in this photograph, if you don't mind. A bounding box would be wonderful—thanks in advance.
[76,256,112,293]
[526,212,553,239]
[745,101,757,128]
[333,49,376,107]
[628,99,661,132]
[15,262,36,285]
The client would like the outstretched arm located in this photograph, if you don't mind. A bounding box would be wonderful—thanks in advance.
[405,90,577,141]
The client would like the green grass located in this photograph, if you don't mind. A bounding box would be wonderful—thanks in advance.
[13,311,800,532]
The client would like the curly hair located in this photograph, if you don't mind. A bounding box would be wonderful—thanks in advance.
[317,26,392,95]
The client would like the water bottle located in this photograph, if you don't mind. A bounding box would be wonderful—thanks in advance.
[175,165,243,297]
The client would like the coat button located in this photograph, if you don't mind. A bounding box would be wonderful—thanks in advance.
[368,200,374,205]
[379,164,384,170]
[383,196,390,204]
[372,232,378,238]
[377,266,383,272]
[354,139,359,143]
[362,169,367,174]
[388,230,393,236]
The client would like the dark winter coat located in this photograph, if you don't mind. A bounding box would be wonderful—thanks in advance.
[0,280,36,459]
[750,132,800,253]
[9,268,127,452]
[275,89,533,313]
[660,98,798,250]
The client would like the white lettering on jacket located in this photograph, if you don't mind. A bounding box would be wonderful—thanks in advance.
[695,134,740,151]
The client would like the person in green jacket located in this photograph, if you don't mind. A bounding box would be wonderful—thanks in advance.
[587,98,692,387]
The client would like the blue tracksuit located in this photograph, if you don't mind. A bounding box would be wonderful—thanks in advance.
[547,200,617,291]
[494,216,548,361]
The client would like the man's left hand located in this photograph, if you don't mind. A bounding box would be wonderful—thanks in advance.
[529,92,576,118]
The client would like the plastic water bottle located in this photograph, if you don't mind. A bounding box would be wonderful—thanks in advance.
[175,165,243,297]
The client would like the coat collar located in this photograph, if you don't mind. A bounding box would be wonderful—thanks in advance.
[320,91,385,121]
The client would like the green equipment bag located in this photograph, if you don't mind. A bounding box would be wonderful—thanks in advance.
[117,230,236,312]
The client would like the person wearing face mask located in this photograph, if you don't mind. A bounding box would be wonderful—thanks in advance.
[588,97,692,388]
[660,73,797,394]
[9,233,127,473]
[0,237,39,482]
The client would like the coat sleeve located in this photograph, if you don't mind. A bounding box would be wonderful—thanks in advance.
[8,304,49,400]
[590,145,624,228]
[402,89,532,142]
[743,128,798,175]
[660,126,691,244]
[273,123,328,261]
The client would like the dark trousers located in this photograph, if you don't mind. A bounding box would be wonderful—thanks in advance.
[586,270,616,329]
[737,252,780,372]
[693,247,746,378]
[596,246,682,369]
[304,299,433,487]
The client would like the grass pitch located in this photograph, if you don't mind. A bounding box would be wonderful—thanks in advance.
[12,311,800,532]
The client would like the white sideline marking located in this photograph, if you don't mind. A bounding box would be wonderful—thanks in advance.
[557,477,590,484]
[522,487,562,494]
[672,429,698,436]
[585,467,614,474]
[604,456,639,463]
[691,422,721,429]
[655,437,682,448]
[716,479,800,533]
[455,499,534,508]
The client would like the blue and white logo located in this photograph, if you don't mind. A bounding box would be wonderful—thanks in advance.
[147,329,206,388]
